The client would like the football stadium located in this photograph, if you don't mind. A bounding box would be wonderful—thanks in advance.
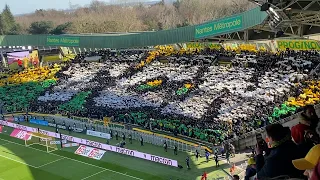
[1,0,320,179]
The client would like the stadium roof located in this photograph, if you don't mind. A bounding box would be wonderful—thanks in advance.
[245,0,320,39]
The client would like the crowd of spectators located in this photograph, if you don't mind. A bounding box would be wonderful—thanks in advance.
[1,46,320,145]
[243,105,320,180]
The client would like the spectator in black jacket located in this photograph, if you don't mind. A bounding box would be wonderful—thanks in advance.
[245,158,256,180]
[255,124,303,179]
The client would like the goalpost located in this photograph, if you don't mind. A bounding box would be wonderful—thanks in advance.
[25,132,58,153]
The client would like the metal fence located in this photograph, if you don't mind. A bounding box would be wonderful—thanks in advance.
[14,114,207,156]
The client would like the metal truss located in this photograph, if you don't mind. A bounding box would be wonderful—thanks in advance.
[207,32,246,41]
[246,0,320,38]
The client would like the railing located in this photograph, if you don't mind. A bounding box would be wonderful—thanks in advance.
[9,113,207,156]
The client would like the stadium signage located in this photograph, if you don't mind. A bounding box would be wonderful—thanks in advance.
[75,145,106,160]
[10,129,32,140]
[195,15,243,39]
[72,127,84,133]
[13,117,25,122]
[115,147,134,156]
[50,140,67,145]
[30,119,48,126]
[46,36,80,47]
[186,42,221,49]
[48,123,67,130]
[0,120,179,167]
[63,143,79,148]
[61,134,75,142]
[86,130,111,139]
[277,40,320,50]
[85,140,102,149]
[150,155,173,166]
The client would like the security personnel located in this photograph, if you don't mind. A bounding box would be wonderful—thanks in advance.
[129,134,132,144]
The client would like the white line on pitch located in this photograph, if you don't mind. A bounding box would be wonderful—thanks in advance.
[80,169,107,180]
[0,153,38,168]
[37,157,65,168]
[0,137,143,180]
[0,142,10,146]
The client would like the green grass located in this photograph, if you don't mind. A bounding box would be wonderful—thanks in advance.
[0,124,230,180]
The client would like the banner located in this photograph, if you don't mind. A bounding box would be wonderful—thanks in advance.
[0,120,38,133]
[195,15,243,39]
[50,140,67,145]
[5,117,14,122]
[7,51,29,65]
[10,129,32,140]
[75,145,106,160]
[14,116,25,122]
[86,130,111,139]
[276,40,320,50]
[30,119,48,126]
[63,143,79,148]
[46,36,80,47]
[48,122,66,130]
[0,120,178,167]
[186,42,221,49]
[6,50,39,69]
[28,50,40,68]
[72,127,84,133]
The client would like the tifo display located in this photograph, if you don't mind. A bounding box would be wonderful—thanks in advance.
[0,45,320,144]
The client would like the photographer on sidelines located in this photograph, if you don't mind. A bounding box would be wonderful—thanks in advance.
[255,124,303,179]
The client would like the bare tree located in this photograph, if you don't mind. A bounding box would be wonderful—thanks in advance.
[14,0,256,34]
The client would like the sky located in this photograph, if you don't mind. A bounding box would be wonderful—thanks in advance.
[1,0,155,15]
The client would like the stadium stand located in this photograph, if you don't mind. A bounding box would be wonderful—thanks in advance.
[1,45,319,146]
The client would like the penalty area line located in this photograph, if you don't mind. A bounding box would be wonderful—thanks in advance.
[37,157,65,168]
[80,169,107,180]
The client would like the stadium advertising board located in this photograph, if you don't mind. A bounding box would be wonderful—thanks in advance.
[186,42,221,49]
[10,129,32,140]
[0,120,178,167]
[74,145,106,160]
[48,122,67,130]
[50,140,67,145]
[38,129,60,138]
[195,15,243,39]
[72,127,84,133]
[5,117,14,122]
[14,116,25,122]
[0,120,38,133]
[277,40,320,50]
[30,119,48,126]
[86,130,111,139]
[46,36,80,47]
[63,143,79,148]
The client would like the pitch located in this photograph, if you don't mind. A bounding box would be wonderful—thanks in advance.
[0,125,230,180]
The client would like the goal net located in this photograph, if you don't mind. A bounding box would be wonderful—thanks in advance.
[25,132,58,153]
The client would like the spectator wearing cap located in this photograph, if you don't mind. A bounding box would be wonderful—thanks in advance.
[255,124,303,179]
[245,158,256,180]
[292,144,320,180]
